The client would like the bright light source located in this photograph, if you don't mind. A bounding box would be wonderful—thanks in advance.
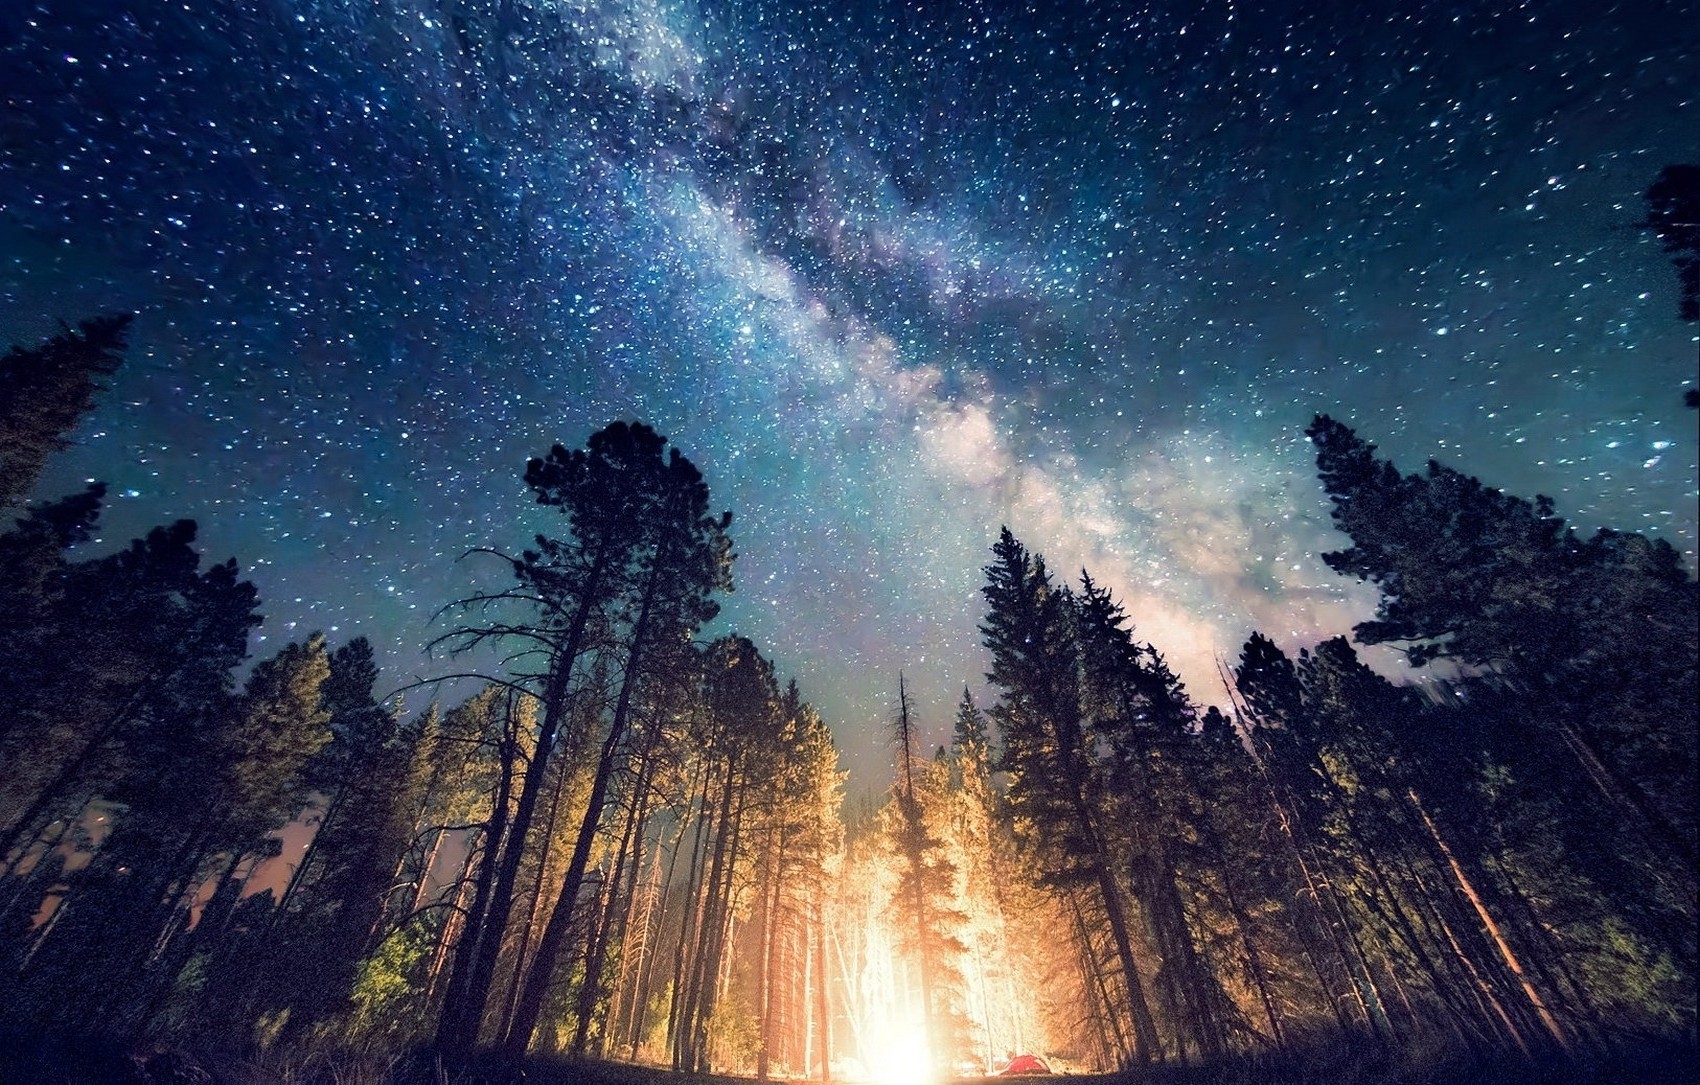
[865,1019,936,1085]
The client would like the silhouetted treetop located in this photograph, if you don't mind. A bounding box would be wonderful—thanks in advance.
[1641,164,1700,324]
[1307,413,1696,866]
[1309,414,1575,668]
[0,313,133,506]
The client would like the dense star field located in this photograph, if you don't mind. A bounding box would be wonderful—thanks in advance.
[2,0,1695,785]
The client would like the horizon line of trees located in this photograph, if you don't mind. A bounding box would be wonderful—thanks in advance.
[0,312,1694,1078]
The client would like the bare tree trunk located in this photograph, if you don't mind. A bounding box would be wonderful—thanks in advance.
[634,796,697,1060]
[1076,796,1161,1063]
[686,775,746,1072]
[673,763,727,1071]
[1222,871,1284,1047]
[596,749,658,1056]
[756,828,779,1080]
[497,749,580,1043]
[1255,748,1389,1039]
[571,766,648,1054]
[445,547,616,1053]
[437,692,524,1048]
[812,876,832,1082]
[1069,890,1131,1068]
[615,831,668,1058]
[1422,864,1528,1053]
[507,545,673,1057]
[1409,789,1569,1051]
[426,867,475,1009]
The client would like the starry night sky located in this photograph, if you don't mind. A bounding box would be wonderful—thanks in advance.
[3,0,1695,787]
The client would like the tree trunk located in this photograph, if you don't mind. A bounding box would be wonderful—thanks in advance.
[686,773,745,1072]
[1074,793,1161,1064]
[437,692,524,1049]
[571,766,648,1054]
[1409,789,1569,1051]
[506,546,668,1056]
[597,747,659,1056]
[632,793,695,1060]
[497,747,581,1042]
[668,766,717,1069]
[813,875,832,1082]
[445,549,615,1051]
[756,826,779,1080]
[671,762,725,1072]
[1221,870,1284,1047]
[1069,890,1132,1067]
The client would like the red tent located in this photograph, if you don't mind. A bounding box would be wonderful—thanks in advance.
[999,1053,1051,1075]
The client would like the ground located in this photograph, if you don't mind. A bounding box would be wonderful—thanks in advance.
[0,1037,1693,1085]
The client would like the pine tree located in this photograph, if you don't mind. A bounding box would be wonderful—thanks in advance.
[979,528,1161,1065]
[887,676,971,1076]
[1305,414,1697,872]
[1638,163,1700,391]
[0,485,105,762]
[431,421,641,1049]
[0,314,132,506]
[12,635,326,1035]
[247,639,424,1042]
[504,424,734,1056]
[671,635,781,1073]
[1073,574,1230,1060]
[0,514,261,875]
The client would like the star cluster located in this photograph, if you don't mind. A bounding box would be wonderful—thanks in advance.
[2,0,1694,786]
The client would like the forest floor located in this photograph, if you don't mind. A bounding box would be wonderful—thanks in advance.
[1,1038,1694,1085]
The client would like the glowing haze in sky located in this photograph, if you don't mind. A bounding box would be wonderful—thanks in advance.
[2,0,1695,786]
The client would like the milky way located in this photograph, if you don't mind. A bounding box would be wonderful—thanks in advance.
[3,0,1695,786]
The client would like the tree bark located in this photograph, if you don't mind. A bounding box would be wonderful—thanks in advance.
[1409,789,1569,1051]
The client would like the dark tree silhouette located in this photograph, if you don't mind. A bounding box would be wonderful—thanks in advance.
[432,421,734,1056]
[1638,163,1700,400]
[1305,414,1696,935]
[504,423,733,1057]
[0,314,132,506]
[980,528,1162,1066]
[0,513,262,866]
[1641,165,1700,322]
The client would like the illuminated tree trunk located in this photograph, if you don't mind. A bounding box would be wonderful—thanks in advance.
[677,763,740,1072]
[496,740,582,1042]
[756,824,782,1080]
[813,879,832,1081]
[1409,789,1569,1051]
[484,658,600,1053]
[1253,743,1390,1040]
[892,677,940,1075]
[639,779,702,1060]
[690,783,747,1071]
[1069,891,1131,1067]
[426,866,475,1009]
[572,759,653,1055]
[601,747,665,1056]
[667,768,716,1068]
[1080,798,1162,1063]
[1221,871,1284,1046]
[1419,863,1529,1052]
[508,473,728,1056]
